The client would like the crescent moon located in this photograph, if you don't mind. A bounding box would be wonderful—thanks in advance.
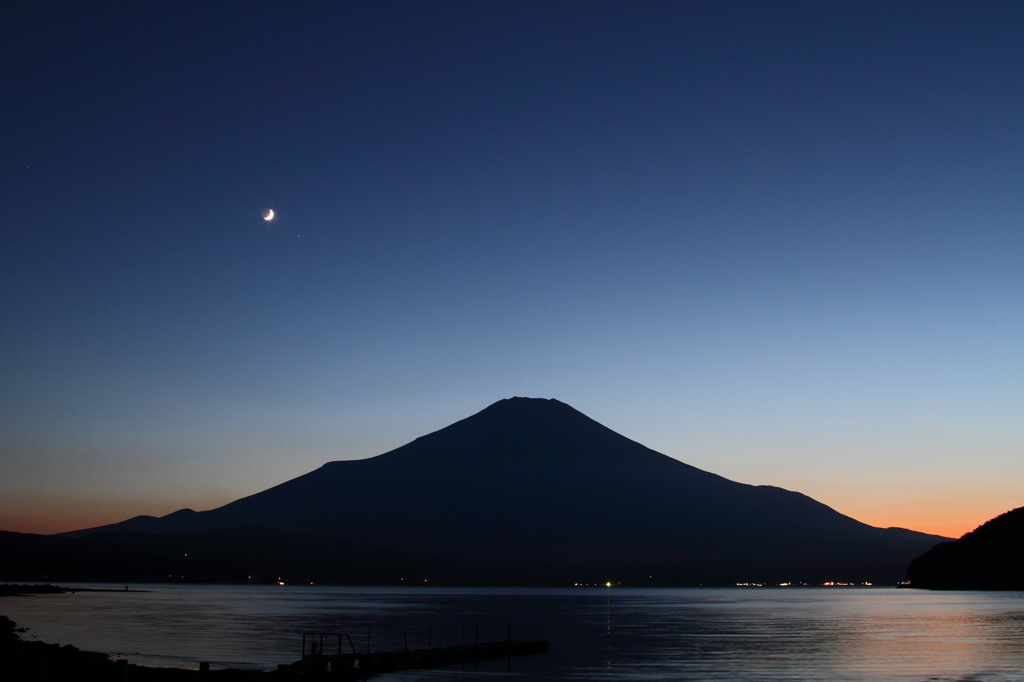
[262,208,275,221]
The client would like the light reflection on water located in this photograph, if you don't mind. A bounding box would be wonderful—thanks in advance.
[3,585,1024,681]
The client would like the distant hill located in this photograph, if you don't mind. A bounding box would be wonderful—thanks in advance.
[906,506,1024,590]
[61,398,948,585]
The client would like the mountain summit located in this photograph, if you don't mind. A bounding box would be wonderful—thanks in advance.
[69,397,947,583]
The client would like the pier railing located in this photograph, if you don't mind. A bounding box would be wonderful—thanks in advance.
[302,633,341,659]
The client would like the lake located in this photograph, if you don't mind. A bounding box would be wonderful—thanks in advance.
[4,585,1024,681]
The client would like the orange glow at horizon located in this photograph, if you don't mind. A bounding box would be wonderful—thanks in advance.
[0,496,223,537]
[809,492,1022,540]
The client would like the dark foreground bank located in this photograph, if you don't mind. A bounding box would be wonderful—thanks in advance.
[0,613,275,682]
[0,588,326,682]
[1,612,546,682]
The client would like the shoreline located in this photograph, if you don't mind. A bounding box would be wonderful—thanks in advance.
[0,613,281,681]
[0,584,151,598]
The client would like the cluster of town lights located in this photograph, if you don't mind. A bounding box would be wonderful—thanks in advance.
[569,581,876,587]
[735,582,873,587]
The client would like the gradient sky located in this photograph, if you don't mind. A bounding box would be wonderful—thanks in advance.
[2,1,1022,538]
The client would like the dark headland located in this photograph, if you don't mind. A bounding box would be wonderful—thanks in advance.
[906,506,1024,590]
[6,398,949,585]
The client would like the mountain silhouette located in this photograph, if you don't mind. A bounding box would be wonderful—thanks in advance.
[906,506,1024,589]
[66,397,947,584]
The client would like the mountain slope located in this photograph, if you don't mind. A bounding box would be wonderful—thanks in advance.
[68,397,947,583]
[906,506,1024,589]
[0,528,414,584]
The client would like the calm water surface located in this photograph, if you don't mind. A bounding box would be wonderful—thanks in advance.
[4,585,1024,681]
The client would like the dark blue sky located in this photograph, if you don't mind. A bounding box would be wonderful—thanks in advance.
[2,1,1022,536]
